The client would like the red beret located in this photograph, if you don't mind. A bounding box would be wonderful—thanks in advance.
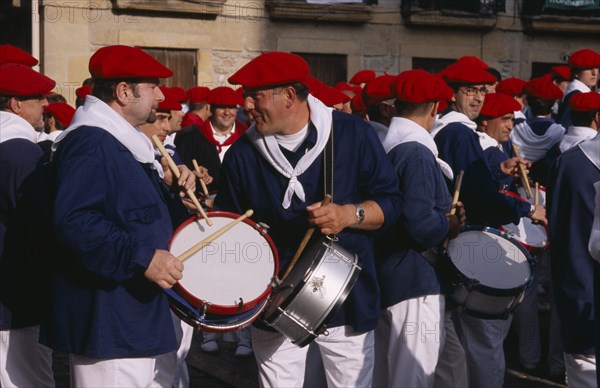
[390,70,453,103]
[442,63,497,85]
[207,86,242,106]
[303,76,326,96]
[569,92,600,112]
[158,86,183,111]
[75,85,93,100]
[187,86,210,104]
[350,92,367,113]
[362,74,396,105]
[89,45,173,80]
[170,86,188,103]
[0,63,56,96]
[0,44,39,67]
[479,93,522,119]
[455,56,489,70]
[228,52,310,88]
[334,81,362,95]
[315,86,350,107]
[496,77,527,97]
[524,77,563,100]
[349,69,376,85]
[44,102,76,128]
[550,65,571,81]
[568,48,600,69]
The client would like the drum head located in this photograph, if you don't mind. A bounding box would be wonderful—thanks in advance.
[170,212,278,314]
[501,218,548,251]
[516,185,546,207]
[447,228,532,289]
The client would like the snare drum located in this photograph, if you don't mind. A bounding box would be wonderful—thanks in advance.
[166,212,279,328]
[262,235,361,347]
[516,185,546,207]
[500,191,549,254]
[439,226,534,319]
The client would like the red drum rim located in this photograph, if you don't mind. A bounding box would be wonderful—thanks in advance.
[169,211,280,315]
[499,190,550,253]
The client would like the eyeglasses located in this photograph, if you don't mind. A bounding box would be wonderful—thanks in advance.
[459,87,489,96]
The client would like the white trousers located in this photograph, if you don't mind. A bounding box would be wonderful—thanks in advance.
[564,353,596,388]
[251,325,374,388]
[71,354,164,388]
[373,295,444,388]
[0,326,54,388]
[154,312,194,388]
[433,310,469,388]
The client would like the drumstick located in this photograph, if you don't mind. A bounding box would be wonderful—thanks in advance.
[177,209,254,262]
[449,171,464,216]
[281,195,332,282]
[534,182,539,207]
[512,144,533,199]
[192,159,210,197]
[151,135,212,226]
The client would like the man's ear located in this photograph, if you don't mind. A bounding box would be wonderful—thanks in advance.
[8,97,21,114]
[114,81,132,105]
[380,101,395,118]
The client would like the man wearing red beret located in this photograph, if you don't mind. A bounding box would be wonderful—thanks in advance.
[38,102,76,155]
[176,86,247,193]
[431,61,539,388]
[43,45,197,387]
[557,48,600,128]
[182,86,211,128]
[548,129,599,387]
[371,70,466,388]
[0,63,56,387]
[215,51,402,387]
[560,92,600,152]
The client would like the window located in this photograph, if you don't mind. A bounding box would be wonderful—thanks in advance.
[412,57,455,74]
[294,53,347,86]
[143,48,197,90]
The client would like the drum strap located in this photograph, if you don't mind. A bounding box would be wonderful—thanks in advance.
[323,117,334,201]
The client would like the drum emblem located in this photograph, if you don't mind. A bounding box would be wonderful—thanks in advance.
[310,275,326,298]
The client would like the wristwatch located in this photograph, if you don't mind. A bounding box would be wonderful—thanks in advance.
[354,203,365,226]
[527,204,536,219]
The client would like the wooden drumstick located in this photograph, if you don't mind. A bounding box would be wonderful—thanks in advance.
[281,195,332,282]
[151,135,212,226]
[177,209,254,262]
[449,171,464,216]
[192,159,210,197]
[512,144,533,199]
[534,182,539,207]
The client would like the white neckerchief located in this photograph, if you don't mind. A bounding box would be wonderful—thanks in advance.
[590,180,600,263]
[247,95,333,209]
[40,130,63,143]
[560,125,597,153]
[430,110,477,139]
[274,123,309,152]
[477,131,501,151]
[52,95,163,177]
[563,79,591,99]
[0,111,38,144]
[510,119,565,162]
[514,110,526,121]
[381,116,454,180]
[579,133,600,172]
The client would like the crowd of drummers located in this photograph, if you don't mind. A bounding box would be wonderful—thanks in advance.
[0,42,599,388]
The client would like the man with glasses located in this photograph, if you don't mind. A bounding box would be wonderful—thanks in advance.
[431,61,536,388]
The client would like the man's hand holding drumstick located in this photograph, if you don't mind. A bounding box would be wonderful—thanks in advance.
[144,249,184,289]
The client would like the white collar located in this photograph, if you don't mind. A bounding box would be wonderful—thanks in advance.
[0,111,38,144]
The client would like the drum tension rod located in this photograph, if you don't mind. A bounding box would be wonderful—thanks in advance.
[236,298,244,313]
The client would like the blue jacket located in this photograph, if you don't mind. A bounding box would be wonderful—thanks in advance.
[215,111,402,332]
[43,126,177,358]
[548,144,598,354]
[376,142,450,307]
[0,139,46,330]
[434,121,530,227]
